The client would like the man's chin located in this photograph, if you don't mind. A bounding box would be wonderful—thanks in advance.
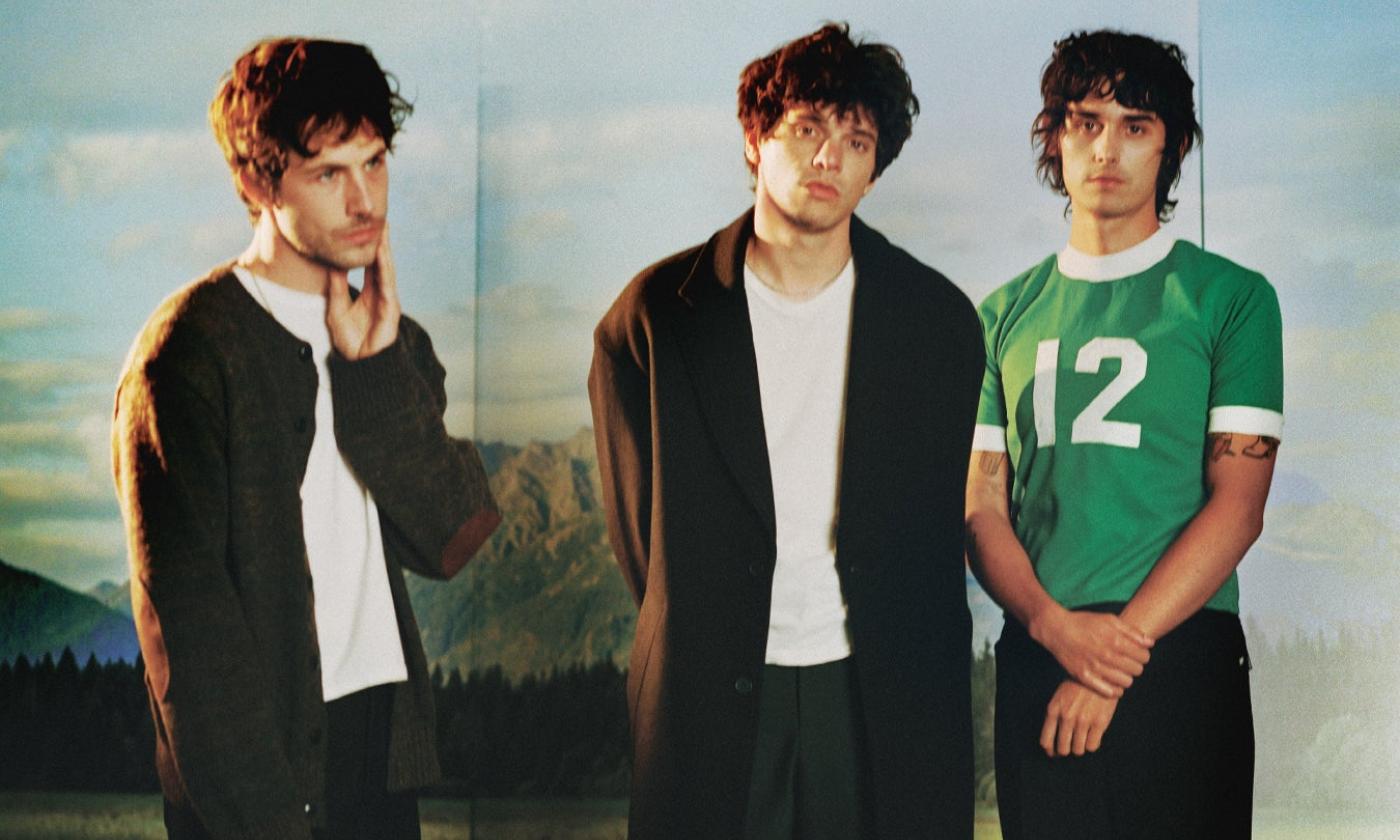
[310,247,376,273]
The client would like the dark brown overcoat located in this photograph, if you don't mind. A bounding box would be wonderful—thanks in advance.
[589,212,985,839]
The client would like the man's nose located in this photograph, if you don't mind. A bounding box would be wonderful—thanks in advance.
[345,172,373,215]
[1092,129,1119,163]
[813,139,842,172]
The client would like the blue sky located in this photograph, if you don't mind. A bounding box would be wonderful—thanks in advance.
[0,0,1395,664]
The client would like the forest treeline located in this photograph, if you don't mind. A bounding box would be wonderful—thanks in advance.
[0,627,1394,810]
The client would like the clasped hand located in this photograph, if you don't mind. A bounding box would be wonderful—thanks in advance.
[1033,608,1153,698]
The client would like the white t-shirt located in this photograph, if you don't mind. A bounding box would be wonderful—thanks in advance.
[234,267,408,701]
[744,257,856,666]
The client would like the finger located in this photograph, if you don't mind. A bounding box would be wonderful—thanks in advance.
[1071,721,1088,756]
[1056,714,1074,756]
[1111,616,1154,648]
[1087,719,1107,753]
[1039,708,1059,756]
[326,270,351,317]
[375,221,398,300]
[1079,669,1124,698]
[1111,654,1146,677]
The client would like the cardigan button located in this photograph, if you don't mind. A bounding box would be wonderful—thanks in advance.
[298,344,312,362]
[734,676,754,695]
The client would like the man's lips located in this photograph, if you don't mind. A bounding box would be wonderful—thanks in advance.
[805,181,839,199]
[340,222,383,245]
[1086,175,1124,187]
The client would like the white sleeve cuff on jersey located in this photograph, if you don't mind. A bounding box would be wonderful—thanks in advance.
[1207,406,1284,439]
[972,424,1008,452]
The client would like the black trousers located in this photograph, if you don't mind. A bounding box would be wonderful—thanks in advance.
[742,657,873,840]
[995,606,1254,840]
[163,682,419,840]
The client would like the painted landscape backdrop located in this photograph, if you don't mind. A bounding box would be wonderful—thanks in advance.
[2,0,1397,832]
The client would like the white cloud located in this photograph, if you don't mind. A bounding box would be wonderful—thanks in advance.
[481,102,733,197]
[47,128,219,201]
[0,128,19,181]
[106,221,163,263]
[1284,310,1400,417]
[0,307,63,332]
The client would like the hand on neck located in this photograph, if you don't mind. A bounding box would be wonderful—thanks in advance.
[238,213,332,296]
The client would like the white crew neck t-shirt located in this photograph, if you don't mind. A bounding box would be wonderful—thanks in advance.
[743,257,856,666]
[234,267,407,701]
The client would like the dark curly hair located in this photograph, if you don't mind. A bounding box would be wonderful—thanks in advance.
[737,23,918,180]
[210,38,413,221]
[1033,30,1202,221]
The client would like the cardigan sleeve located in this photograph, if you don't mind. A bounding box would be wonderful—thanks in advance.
[112,324,314,840]
[328,316,500,580]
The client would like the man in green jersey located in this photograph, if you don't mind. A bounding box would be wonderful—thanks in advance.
[966,30,1283,839]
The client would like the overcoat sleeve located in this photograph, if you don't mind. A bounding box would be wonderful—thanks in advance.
[588,295,653,606]
[112,325,314,840]
[329,318,500,580]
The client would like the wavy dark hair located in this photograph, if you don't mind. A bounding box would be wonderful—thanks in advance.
[210,37,413,220]
[737,23,918,180]
[1033,30,1202,221]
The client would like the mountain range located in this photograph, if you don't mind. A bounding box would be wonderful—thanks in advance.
[2,429,1004,677]
[0,558,139,663]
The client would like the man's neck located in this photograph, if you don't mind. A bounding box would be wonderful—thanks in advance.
[1067,209,1160,256]
[237,214,329,296]
[747,205,853,301]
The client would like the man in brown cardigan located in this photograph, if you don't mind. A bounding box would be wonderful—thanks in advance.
[112,38,499,839]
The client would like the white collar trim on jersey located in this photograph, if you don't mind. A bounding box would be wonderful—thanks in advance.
[1057,227,1177,282]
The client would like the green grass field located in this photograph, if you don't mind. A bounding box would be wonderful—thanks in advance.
[0,793,1393,839]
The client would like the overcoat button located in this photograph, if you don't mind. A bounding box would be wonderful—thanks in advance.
[748,562,762,577]
[734,677,754,695]
[298,344,312,362]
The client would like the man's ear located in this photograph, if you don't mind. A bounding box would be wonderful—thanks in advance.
[236,169,276,210]
[863,176,877,196]
[744,131,760,169]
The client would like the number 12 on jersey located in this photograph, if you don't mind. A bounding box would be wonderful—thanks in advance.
[1033,337,1147,449]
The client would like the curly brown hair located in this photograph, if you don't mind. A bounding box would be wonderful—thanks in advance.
[737,23,918,180]
[1033,30,1202,221]
[210,38,413,221]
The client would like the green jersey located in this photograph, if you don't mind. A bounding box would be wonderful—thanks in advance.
[975,231,1283,613]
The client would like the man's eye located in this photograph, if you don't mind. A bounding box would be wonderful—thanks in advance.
[796,125,817,137]
[366,156,384,171]
[318,169,338,182]
[849,140,868,153]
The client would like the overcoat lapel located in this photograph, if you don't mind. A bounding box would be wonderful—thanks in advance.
[674,211,776,539]
[835,216,900,564]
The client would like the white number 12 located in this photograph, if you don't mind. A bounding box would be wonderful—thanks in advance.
[1033,337,1147,449]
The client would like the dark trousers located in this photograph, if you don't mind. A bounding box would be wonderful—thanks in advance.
[995,606,1254,840]
[163,682,419,840]
[742,657,872,840]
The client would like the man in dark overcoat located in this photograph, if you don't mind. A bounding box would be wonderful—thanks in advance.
[588,23,984,840]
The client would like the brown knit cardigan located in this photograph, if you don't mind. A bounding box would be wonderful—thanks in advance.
[112,264,500,839]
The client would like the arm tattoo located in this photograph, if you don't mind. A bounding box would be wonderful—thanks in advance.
[1208,433,1280,462]
[977,451,1008,477]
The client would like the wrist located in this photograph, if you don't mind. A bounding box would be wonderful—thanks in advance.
[1026,600,1067,649]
